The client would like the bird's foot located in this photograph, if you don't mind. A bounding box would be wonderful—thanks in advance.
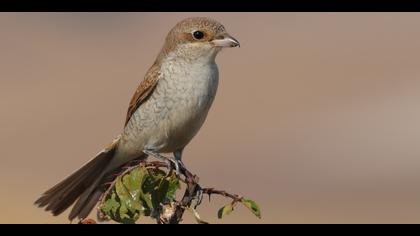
[143,150,182,178]
[193,186,204,209]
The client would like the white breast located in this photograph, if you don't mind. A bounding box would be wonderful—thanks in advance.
[150,56,219,152]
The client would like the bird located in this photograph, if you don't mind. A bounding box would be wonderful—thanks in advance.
[34,17,240,221]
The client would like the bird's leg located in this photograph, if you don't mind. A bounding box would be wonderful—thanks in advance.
[194,185,204,209]
[173,148,202,206]
[143,150,179,177]
[173,148,186,173]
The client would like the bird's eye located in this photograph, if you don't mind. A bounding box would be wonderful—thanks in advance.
[192,31,205,40]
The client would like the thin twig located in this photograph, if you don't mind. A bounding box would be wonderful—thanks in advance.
[201,188,243,203]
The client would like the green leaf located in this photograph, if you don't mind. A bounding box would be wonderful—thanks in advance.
[115,176,136,214]
[166,173,180,201]
[152,177,170,208]
[140,192,153,214]
[100,192,120,216]
[241,199,262,219]
[147,168,167,182]
[141,168,175,212]
[122,167,146,212]
[134,166,153,215]
[123,167,142,200]
[217,203,234,219]
[142,169,160,193]
[98,164,183,223]
[119,202,130,219]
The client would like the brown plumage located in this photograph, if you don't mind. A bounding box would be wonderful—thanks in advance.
[124,17,226,127]
[34,16,239,222]
[125,63,161,126]
[34,138,120,220]
[125,18,226,127]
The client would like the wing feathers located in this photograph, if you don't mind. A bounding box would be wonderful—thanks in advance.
[124,63,161,126]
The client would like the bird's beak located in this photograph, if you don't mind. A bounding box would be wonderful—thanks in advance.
[211,33,240,48]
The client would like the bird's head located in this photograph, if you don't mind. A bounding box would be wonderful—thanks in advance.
[157,17,240,63]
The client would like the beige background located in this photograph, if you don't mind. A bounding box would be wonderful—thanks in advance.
[1,13,420,223]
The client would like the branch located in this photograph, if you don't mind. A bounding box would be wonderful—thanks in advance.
[99,161,168,204]
[97,161,169,221]
[157,165,243,224]
[96,159,251,224]
[201,188,243,203]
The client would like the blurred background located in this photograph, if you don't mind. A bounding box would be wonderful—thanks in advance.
[1,13,420,223]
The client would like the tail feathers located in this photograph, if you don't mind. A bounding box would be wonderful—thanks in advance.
[70,189,103,220]
[68,168,109,220]
[69,151,148,220]
[35,139,119,220]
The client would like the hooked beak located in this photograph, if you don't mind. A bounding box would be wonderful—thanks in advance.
[211,33,240,48]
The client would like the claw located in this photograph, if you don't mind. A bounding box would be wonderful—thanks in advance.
[144,150,182,178]
[173,159,181,177]
[165,159,174,177]
[194,186,204,209]
[165,159,181,178]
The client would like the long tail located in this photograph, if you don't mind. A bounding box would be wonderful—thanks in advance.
[35,137,121,221]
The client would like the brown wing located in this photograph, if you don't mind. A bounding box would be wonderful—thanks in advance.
[124,63,161,126]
